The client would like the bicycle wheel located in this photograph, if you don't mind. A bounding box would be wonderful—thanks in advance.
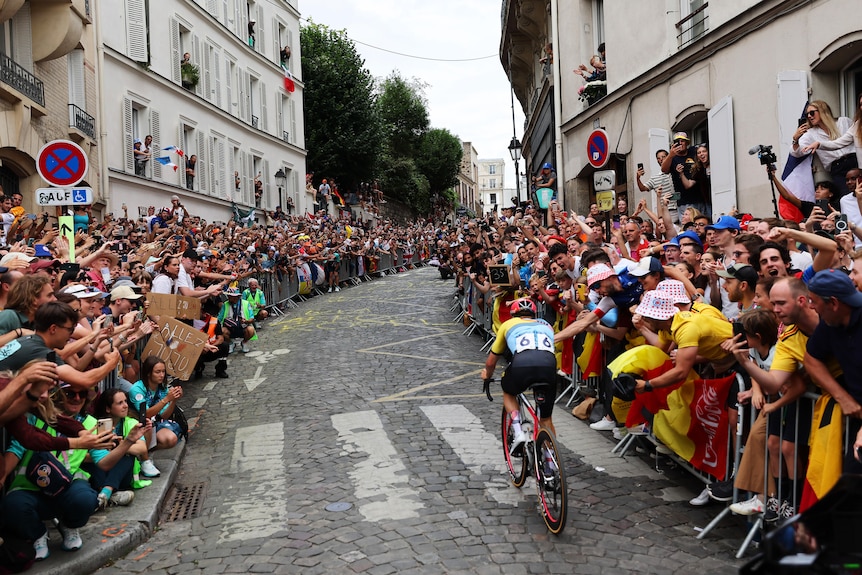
[501,407,527,487]
[535,428,567,534]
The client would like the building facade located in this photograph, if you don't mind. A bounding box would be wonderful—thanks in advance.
[100,0,306,223]
[501,0,862,219]
[455,141,479,216]
[478,158,506,214]
[0,0,99,216]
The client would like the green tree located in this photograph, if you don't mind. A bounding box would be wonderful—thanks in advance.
[376,72,429,159]
[378,154,431,213]
[417,128,463,198]
[300,22,380,187]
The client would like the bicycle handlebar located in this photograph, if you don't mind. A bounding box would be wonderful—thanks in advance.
[482,378,494,402]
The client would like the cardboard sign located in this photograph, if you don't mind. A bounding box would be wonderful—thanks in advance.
[146,293,201,320]
[488,264,513,287]
[141,317,207,380]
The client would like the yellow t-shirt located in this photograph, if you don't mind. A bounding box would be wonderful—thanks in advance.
[669,310,733,362]
[771,324,842,377]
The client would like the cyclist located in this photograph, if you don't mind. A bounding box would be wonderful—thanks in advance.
[481,297,557,452]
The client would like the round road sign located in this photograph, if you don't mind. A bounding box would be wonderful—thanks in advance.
[37,140,88,187]
[586,129,610,169]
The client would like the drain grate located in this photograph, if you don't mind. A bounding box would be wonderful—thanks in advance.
[162,482,207,522]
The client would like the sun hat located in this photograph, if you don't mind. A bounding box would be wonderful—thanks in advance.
[655,279,691,305]
[634,290,679,320]
[586,263,615,289]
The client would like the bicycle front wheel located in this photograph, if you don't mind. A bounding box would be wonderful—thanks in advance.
[535,428,567,534]
[501,407,527,487]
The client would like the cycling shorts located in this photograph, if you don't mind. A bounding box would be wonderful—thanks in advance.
[501,349,557,419]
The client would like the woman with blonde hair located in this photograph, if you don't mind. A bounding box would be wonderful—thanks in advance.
[791,99,857,196]
[804,92,862,183]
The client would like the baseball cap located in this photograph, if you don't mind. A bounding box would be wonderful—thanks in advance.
[706,215,741,232]
[61,284,108,299]
[29,259,60,273]
[672,131,690,141]
[634,290,679,320]
[673,230,703,248]
[110,285,143,301]
[656,279,691,305]
[0,252,35,265]
[542,162,553,169]
[628,256,664,277]
[586,263,616,289]
[33,244,52,258]
[716,264,759,286]
[808,268,862,307]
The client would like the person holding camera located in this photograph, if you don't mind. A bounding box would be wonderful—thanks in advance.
[768,162,838,219]
[661,132,711,218]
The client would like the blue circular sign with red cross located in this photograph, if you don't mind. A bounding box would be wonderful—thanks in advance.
[586,129,610,169]
[37,140,88,187]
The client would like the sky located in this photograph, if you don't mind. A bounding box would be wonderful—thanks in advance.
[301,0,525,190]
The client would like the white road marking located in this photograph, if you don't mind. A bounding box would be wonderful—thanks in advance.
[219,423,288,542]
[420,405,522,506]
[191,397,207,409]
[244,366,267,391]
[203,381,217,391]
[331,411,424,521]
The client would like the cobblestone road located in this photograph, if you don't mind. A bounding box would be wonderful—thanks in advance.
[95,268,746,574]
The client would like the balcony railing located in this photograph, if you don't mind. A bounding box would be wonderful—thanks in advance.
[68,104,96,139]
[0,52,45,106]
[251,115,259,129]
[282,131,290,143]
[676,3,709,49]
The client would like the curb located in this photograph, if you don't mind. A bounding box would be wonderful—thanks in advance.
[26,438,186,575]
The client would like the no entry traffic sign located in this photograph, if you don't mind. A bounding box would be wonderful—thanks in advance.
[37,140,88,187]
[586,129,610,169]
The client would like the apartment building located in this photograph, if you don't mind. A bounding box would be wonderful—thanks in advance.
[0,1,99,214]
[100,0,306,222]
[478,158,506,213]
[501,0,861,217]
[455,141,479,216]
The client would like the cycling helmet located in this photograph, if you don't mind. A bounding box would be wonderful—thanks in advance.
[509,297,537,317]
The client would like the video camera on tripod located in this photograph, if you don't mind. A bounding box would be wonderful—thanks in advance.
[749,144,780,217]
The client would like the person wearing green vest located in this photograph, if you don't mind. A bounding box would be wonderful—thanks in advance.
[219,287,257,353]
[242,278,268,322]
[0,383,146,560]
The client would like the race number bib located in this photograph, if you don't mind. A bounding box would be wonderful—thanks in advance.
[514,332,553,353]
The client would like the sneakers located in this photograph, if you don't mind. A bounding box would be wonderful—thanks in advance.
[689,487,711,506]
[779,500,795,521]
[96,492,109,511]
[707,479,734,502]
[241,342,250,353]
[33,533,49,561]
[110,490,135,506]
[327,286,332,293]
[334,286,341,292]
[589,418,616,431]
[228,342,236,354]
[58,525,82,551]
[612,427,628,440]
[730,495,764,516]
[509,429,530,455]
[140,459,161,478]
[764,496,780,522]
[654,443,673,455]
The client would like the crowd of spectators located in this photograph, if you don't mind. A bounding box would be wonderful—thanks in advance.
[0,185,439,567]
[446,109,862,551]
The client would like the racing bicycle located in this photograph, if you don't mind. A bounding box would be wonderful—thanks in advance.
[483,378,568,534]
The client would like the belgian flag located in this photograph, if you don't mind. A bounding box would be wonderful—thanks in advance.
[800,394,844,512]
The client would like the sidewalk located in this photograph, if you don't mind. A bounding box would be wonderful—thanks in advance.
[26,440,185,575]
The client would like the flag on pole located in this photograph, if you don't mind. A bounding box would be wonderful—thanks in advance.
[155,156,179,171]
[162,145,185,157]
[283,68,296,93]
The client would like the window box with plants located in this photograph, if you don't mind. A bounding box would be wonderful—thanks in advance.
[181,62,200,90]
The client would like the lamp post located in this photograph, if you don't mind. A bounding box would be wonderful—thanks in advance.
[508,137,522,206]
[274,168,286,211]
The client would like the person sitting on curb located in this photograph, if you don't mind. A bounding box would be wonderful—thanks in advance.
[128,357,183,479]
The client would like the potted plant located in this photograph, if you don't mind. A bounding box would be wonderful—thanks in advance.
[181,62,199,89]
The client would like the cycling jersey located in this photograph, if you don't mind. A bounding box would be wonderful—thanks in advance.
[491,317,555,358]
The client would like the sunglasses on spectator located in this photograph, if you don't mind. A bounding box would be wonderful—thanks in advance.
[62,388,91,400]
[806,110,818,117]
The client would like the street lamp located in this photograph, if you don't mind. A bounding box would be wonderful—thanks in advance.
[274,168,286,210]
[508,137,522,206]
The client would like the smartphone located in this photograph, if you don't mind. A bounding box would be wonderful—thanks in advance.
[816,199,831,213]
[97,418,113,434]
[798,118,808,127]
[732,322,749,348]
[104,313,113,326]
[537,270,547,278]
[835,214,849,233]
[637,163,644,170]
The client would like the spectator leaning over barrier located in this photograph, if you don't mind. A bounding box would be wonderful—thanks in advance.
[0,274,54,346]
[0,301,121,392]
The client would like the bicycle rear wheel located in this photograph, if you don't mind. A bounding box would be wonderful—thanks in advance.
[535,428,567,534]
[501,407,527,487]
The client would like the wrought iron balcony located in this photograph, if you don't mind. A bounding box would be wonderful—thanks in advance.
[68,104,95,139]
[0,52,45,107]
[282,131,290,143]
[251,115,259,129]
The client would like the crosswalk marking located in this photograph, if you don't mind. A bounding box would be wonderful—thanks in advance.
[420,405,523,506]
[219,422,288,542]
[331,411,425,521]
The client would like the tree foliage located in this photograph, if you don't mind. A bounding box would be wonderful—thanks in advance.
[300,22,380,187]
[417,128,463,198]
[376,73,429,159]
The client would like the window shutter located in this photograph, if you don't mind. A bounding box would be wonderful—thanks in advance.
[707,95,736,217]
[67,50,86,108]
[126,0,148,62]
[12,2,33,71]
[203,43,212,101]
[262,159,269,208]
[777,71,809,163]
[197,131,207,192]
[241,70,250,121]
[170,18,181,83]
[209,136,217,197]
[151,109,161,179]
[272,20,280,65]
[290,100,296,145]
[257,5,265,54]
[240,151,249,205]
[225,56,233,113]
[193,36,202,97]
[178,123,186,187]
[259,81,267,132]
[217,140,227,199]
[246,154,255,206]
[213,48,222,108]
[123,97,134,173]
[277,94,284,141]
[206,0,218,14]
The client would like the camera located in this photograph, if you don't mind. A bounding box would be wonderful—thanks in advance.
[749,144,777,169]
